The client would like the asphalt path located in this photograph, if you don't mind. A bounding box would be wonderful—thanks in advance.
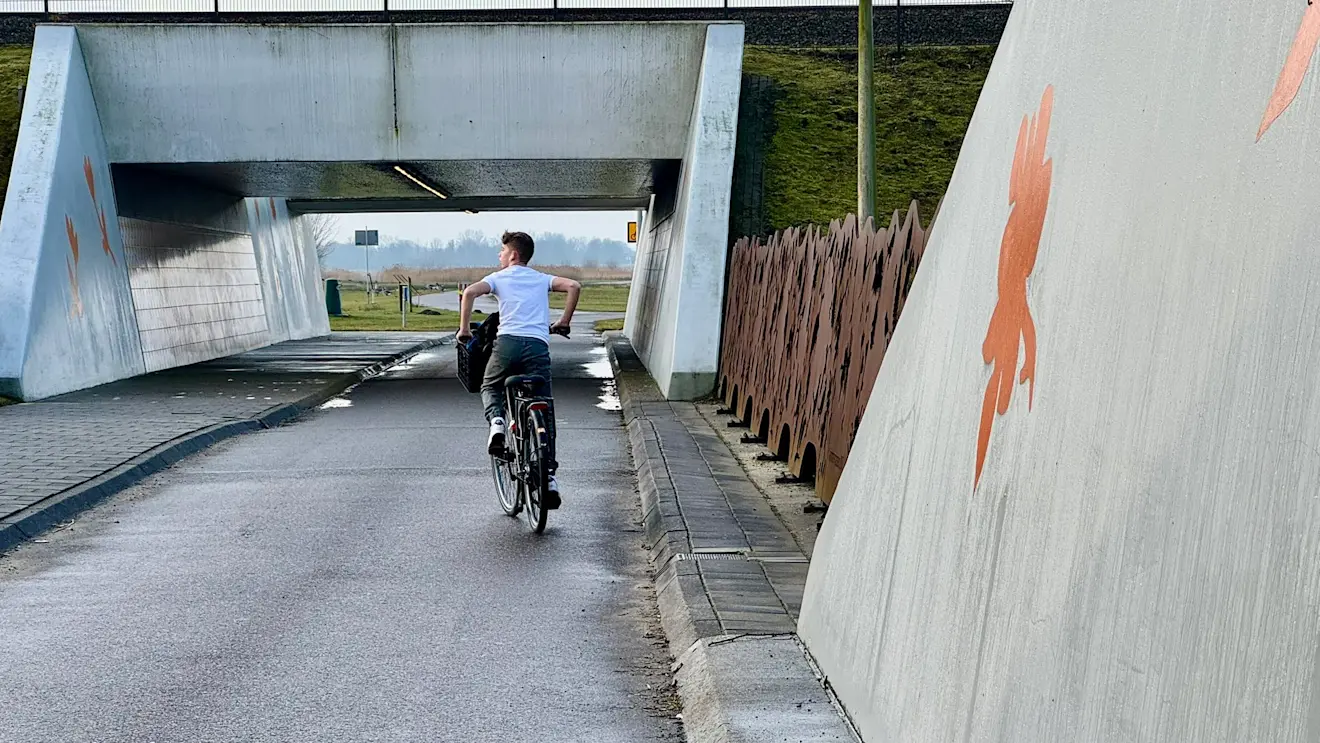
[0,327,681,742]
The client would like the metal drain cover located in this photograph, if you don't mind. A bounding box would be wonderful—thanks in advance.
[674,553,748,561]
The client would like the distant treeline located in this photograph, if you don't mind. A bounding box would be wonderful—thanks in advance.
[322,230,635,270]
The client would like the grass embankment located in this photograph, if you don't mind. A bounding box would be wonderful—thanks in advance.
[554,284,629,313]
[594,318,625,333]
[0,46,31,219]
[330,290,484,332]
[744,46,995,231]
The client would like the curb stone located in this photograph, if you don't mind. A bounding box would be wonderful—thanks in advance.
[0,336,448,554]
[607,337,859,743]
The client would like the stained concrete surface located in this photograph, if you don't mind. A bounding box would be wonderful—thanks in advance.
[0,330,682,742]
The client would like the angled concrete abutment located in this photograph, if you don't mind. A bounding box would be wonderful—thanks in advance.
[799,0,1320,740]
[0,20,743,400]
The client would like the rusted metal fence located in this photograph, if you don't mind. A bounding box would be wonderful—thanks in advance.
[719,203,930,502]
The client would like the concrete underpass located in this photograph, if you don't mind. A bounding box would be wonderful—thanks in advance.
[0,20,742,401]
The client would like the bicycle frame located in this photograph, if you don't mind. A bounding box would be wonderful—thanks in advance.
[501,387,553,496]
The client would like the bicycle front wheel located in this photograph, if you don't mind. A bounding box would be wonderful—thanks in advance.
[522,406,552,534]
[492,454,520,516]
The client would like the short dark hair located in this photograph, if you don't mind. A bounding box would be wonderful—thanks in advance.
[501,231,535,263]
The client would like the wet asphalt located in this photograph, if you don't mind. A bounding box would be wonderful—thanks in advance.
[0,327,682,743]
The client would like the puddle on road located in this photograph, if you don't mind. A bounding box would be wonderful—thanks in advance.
[582,347,612,379]
[597,379,622,411]
[318,397,353,410]
[388,349,443,373]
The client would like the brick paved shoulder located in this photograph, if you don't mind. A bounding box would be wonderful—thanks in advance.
[609,337,857,743]
[609,338,809,644]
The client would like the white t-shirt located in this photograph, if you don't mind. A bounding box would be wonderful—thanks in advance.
[483,265,553,343]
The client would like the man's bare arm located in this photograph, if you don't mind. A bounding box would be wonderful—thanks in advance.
[457,281,492,340]
[550,276,582,329]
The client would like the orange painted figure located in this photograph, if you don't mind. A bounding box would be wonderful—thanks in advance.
[65,216,83,318]
[84,156,116,266]
[1259,0,1320,141]
[976,86,1054,489]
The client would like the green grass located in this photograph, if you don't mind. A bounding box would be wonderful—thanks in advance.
[594,318,625,333]
[0,46,31,219]
[744,46,995,230]
[329,290,484,332]
[552,283,629,313]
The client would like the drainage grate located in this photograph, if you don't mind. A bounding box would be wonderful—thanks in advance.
[674,553,748,561]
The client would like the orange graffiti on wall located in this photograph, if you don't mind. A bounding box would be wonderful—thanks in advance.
[1259,1,1320,141]
[84,156,115,266]
[65,216,83,318]
[976,85,1054,489]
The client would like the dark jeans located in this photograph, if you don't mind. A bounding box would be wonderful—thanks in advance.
[481,335,556,471]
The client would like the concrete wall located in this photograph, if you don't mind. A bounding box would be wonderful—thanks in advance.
[115,169,327,373]
[3,21,725,399]
[0,69,330,399]
[799,1,1320,741]
[120,216,268,372]
[0,26,143,400]
[625,22,742,400]
[255,203,330,342]
[73,22,708,163]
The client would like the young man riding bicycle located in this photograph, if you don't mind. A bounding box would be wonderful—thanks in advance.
[456,231,581,507]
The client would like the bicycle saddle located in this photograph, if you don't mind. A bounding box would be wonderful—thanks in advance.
[504,374,547,389]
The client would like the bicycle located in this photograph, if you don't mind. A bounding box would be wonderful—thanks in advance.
[485,324,570,534]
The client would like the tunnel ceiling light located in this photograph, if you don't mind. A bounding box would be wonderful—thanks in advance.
[393,165,449,200]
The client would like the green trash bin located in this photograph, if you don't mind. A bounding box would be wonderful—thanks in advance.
[325,278,342,316]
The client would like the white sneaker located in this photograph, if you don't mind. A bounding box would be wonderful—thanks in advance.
[487,418,506,456]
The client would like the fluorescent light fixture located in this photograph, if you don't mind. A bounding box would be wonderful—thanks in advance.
[393,165,449,199]
[464,209,479,215]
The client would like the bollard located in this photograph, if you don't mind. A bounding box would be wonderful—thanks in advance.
[325,278,342,316]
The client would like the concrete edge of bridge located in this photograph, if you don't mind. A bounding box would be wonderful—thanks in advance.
[606,335,860,743]
[0,335,449,556]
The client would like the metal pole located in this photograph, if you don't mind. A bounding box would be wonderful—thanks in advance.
[857,0,876,224]
[896,0,903,60]
[365,226,372,306]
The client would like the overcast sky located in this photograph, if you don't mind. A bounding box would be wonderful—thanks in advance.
[332,210,637,245]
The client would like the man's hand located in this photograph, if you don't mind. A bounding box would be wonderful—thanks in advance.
[458,281,493,344]
[550,322,571,338]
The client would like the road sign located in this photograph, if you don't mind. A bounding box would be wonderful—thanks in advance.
[628,222,638,243]
[354,229,379,246]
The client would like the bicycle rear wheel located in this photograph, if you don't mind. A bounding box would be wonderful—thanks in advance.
[522,405,552,534]
[492,454,520,516]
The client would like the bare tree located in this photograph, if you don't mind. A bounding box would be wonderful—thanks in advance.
[303,213,341,265]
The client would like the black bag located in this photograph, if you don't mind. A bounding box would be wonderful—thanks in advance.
[457,312,500,393]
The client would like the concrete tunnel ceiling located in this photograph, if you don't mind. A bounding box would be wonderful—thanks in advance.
[1,20,742,400]
[115,159,681,213]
